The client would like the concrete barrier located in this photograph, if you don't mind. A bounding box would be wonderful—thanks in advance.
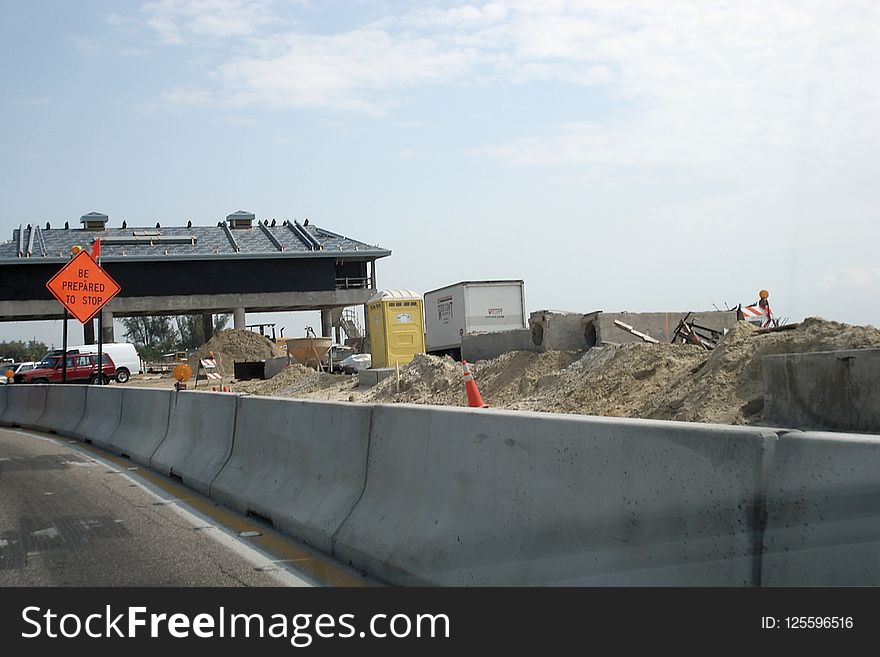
[150,390,239,495]
[763,349,880,433]
[211,397,372,553]
[462,330,532,362]
[333,405,776,586]
[72,386,124,447]
[19,382,880,586]
[762,430,880,585]
[104,388,174,466]
[33,385,88,436]
[0,385,48,429]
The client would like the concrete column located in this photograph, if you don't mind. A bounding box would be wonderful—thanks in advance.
[202,313,214,341]
[362,304,371,354]
[320,308,332,338]
[101,311,115,343]
[233,307,246,330]
[83,318,96,344]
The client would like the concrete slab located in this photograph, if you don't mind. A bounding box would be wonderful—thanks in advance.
[34,385,87,436]
[763,348,880,433]
[211,397,372,552]
[73,386,124,447]
[109,388,174,466]
[462,329,531,362]
[150,390,239,495]
[763,430,880,585]
[0,384,48,429]
[334,404,775,586]
[358,368,395,387]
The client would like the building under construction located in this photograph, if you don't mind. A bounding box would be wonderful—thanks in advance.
[0,211,391,344]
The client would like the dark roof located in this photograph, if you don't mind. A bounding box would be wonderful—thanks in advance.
[0,218,391,263]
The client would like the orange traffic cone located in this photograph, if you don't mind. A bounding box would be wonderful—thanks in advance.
[462,360,488,408]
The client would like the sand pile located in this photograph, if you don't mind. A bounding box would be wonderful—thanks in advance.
[218,317,880,427]
[645,317,880,424]
[510,342,707,418]
[231,362,345,397]
[190,329,279,378]
[512,317,880,424]
[362,353,464,405]
[470,350,582,406]
[359,317,880,424]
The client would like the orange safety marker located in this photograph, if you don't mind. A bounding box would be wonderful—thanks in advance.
[461,359,488,408]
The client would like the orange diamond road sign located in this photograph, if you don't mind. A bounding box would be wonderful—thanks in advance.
[46,250,121,324]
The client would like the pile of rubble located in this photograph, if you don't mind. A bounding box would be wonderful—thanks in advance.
[360,354,463,405]
[218,317,880,427]
[231,362,344,397]
[190,329,279,379]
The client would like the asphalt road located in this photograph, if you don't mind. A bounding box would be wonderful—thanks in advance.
[0,427,368,587]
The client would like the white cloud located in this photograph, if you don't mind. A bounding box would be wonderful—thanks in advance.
[159,87,216,105]
[463,0,880,218]
[401,3,509,29]
[214,28,477,114]
[143,0,280,44]
[149,0,880,201]
[821,267,880,290]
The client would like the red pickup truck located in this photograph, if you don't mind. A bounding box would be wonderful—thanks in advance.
[14,353,116,384]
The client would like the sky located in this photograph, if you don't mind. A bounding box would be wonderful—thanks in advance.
[1,0,879,347]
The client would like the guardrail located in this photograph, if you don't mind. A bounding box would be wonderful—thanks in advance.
[3,385,880,586]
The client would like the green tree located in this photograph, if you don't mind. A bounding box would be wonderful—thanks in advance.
[0,339,49,362]
[175,314,231,349]
[121,316,176,361]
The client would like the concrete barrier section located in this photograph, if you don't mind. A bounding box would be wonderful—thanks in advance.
[34,385,88,436]
[72,386,124,447]
[103,388,174,466]
[762,430,880,585]
[0,385,48,429]
[151,390,239,495]
[462,330,532,362]
[211,397,372,552]
[334,405,775,586]
[763,349,880,433]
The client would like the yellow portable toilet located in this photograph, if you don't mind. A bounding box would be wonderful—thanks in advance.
[367,289,426,368]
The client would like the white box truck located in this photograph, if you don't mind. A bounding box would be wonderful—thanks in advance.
[424,280,526,359]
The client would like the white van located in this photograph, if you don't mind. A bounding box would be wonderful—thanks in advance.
[68,342,142,383]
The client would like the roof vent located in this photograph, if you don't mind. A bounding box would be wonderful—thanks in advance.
[226,210,255,229]
[80,212,109,231]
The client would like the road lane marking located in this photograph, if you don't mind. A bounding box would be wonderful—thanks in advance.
[12,428,372,588]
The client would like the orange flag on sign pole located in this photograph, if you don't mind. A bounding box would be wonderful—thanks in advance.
[91,239,101,260]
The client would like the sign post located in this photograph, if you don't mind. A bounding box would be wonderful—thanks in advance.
[45,248,120,384]
[61,308,68,384]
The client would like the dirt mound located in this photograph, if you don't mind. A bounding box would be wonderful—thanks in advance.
[216,317,880,427]
[471,350,581,406]
[510,342,707,417]
[362,350,582,407]
[646,317,880,424]
[190,329,279,378]
[231,362,342,397]
[363,354,464,405]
